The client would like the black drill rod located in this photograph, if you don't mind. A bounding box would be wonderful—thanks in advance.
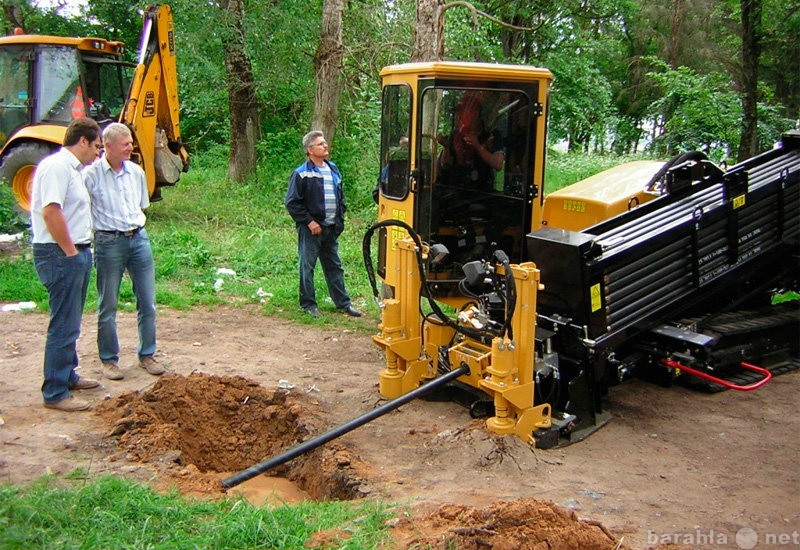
[221,363,470,489]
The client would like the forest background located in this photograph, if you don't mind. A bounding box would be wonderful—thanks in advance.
[2,0,797,188]
[0,0,798,314]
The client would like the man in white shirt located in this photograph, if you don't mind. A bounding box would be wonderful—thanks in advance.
[84,123,164,380]
[31,117,102,412]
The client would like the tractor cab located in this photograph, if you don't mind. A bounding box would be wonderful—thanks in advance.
[0,35,131,147]
[375,62,553,301]
[0,34,132,210]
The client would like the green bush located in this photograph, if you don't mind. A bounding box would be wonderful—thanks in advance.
[0,184,28,234]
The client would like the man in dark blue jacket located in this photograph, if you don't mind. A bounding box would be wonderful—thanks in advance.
[285,130,362,318]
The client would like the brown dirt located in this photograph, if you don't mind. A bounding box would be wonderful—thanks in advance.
[1,304,797,549]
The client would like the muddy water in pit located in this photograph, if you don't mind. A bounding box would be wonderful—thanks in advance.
[218,474,311,506]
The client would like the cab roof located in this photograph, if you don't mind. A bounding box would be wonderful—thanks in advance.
[381,61,553,83]
[0,34,123,56]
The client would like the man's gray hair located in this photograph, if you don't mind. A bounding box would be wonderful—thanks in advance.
[102,122,132,145]
[302,130,324,152]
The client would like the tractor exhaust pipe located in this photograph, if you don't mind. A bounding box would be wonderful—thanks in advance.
[221,363,471,489]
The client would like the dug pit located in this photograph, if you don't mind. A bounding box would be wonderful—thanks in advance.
[92,372,639,549]
[94,372,371,502]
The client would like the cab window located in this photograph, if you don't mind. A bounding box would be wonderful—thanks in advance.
[415,84,534,295]
[377,83,412,200]
[0,45,31,148]
[35,46,83,124]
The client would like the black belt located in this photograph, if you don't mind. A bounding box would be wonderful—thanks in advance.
[98,227,142,237]
[75,243,91,249]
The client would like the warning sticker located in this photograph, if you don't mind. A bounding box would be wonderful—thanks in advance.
[590,283,602,312]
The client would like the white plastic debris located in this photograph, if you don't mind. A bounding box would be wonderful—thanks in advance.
[215,267,236,276]
[213,278,224,292]
[278,379,295,389]
[0,233,23,243]
[1,302,36,312]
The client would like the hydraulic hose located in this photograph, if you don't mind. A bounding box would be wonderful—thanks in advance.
[221,363,471,489]
[660,359,771,391]
[363,220,519,343]
[362,220,496,344]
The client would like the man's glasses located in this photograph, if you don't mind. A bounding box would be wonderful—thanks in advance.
[84,137,103,152]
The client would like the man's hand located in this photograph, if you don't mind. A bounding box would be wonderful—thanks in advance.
[308,220,322,235]
[42,203,79,256]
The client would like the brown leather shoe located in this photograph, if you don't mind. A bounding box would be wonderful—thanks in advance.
[70,377,100,390]
[139,356,165,375]
[44,395,90,412]
[102,361,124,380]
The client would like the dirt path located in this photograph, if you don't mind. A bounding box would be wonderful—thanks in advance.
[1,305,798,549]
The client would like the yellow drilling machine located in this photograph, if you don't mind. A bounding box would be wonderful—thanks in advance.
[364,61,799,448]
[225,61,797,489]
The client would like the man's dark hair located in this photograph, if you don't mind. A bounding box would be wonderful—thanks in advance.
[63,117,101,147]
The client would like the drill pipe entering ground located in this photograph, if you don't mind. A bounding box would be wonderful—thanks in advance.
[222,363,471,489]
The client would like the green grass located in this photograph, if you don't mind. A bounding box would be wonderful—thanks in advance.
[0,475,394,550]
[0,148,649,322]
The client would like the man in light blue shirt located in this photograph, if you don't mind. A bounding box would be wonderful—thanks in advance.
[84,123,164,380]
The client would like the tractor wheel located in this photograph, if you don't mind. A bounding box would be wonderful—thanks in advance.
[0,142,54,213]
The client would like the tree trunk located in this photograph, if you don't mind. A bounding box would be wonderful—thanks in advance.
[311,0,345,143]
[411,0,445,62]
[738,0,762,162]
[2,5,23,32]
[668,0,682,70]
[220,0,258,182]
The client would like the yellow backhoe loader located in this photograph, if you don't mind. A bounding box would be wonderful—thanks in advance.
[0,4,188,212]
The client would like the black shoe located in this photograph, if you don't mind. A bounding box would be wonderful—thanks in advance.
[305,306,321,318]
[341,306,362,317]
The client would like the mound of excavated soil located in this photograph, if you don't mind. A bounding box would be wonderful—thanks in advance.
[94,372,371,499]
[387,499,621,549]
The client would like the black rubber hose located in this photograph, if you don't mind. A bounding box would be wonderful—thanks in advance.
[221,363,471,489]
[645,150,709,193]
[362,219,496,344]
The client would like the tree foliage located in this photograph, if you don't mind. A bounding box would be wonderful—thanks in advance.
[2,0,797,190]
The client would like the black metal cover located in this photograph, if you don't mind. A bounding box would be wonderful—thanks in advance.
[528,133,800,346]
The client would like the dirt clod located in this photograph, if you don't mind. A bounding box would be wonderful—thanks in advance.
[387,499,624,550]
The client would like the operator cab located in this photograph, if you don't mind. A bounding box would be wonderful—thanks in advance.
[376,62,553,299]
[0,36,132,150]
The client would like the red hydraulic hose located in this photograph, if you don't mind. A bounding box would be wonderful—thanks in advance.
[660,359,772,392]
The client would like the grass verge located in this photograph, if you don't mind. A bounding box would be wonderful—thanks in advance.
[0,475,393,550]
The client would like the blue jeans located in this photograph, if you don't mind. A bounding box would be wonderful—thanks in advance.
[297,224,350,310]
[94,229,156,363]
[33,243,92,404]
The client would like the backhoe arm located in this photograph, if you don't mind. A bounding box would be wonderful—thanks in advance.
[122,4,188,198]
